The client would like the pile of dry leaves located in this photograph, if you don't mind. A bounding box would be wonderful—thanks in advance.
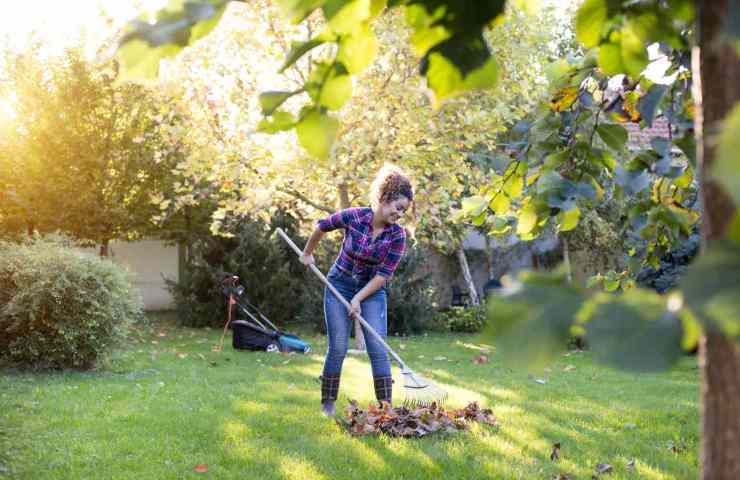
[337,401,497,438]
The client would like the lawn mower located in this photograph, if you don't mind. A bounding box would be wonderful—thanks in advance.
[221,274,311,354]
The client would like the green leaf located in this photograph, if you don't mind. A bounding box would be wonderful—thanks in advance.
[369,0,386,17]
[279,0,326,23]
[319,74,353,110]
[597,41,626,76]
[485,271,583,370]
[256,111,296,133]
[668,0,695,23]
[586,290,684,372]
[189,4,228,43]
[714,102,740,206]
[679,307,702,352]
[545,59,572,87]
[616,166,651,195]
[324,0,372,34]
[462,57,499,92]
[421,34,499,104]
[489,217,511,236]
[621,22,650,78]
[259,91,297,116]
[337,23,378,74]
[586,274,602,289]
[596,123,628,151]
[557,207,580,232]
[461,196,488,217]
[296,109,340,159]
[637,84,668,128]
[680,242,740,340]
[728,212,740,244]
[280,37,328,73]
[674,132,696,168]
[117,40,183,81]
[576,0,608,48]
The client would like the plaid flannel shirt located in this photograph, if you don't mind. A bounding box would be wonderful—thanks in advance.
[317,207,406,280]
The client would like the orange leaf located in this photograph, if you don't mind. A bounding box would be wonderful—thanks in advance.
[194,464,208,473]
[473,354,489,364]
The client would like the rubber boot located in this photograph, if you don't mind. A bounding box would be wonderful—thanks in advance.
[373,375,393,407]
[320,374,340,416]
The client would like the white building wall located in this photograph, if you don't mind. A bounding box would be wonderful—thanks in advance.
[78,240,178,311]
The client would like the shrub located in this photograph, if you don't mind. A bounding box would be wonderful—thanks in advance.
[167,212,326,329]
[0,235,143,369]
[432,305,487,333]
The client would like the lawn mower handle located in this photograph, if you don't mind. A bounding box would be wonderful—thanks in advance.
[275,227,408,370]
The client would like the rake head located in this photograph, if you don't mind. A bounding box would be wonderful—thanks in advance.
[400,369,448,409]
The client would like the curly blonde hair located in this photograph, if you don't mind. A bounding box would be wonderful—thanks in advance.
[369,163,414,209]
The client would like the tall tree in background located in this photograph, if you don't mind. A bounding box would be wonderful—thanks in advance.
[693,2,740,476]
[0,45,181,252]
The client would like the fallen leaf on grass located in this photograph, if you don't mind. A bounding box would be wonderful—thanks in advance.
[550,442,561,461]
[535,379,547,385]
[151,340,159,345]
[193,463,208,473]
[197,353,206,361]
[338,401,496,438]
[667,439,687,453]
[433,356,447,361]
[563,365,576,372]
[473,354,489,364]
[177,353,188,359]
[157,332,167,337]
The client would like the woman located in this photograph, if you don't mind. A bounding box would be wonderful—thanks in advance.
[299,164,413,416]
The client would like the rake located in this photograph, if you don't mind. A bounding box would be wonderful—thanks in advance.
[276,228,447,408]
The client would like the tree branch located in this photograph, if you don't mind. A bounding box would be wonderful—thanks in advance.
[278,187,334,213]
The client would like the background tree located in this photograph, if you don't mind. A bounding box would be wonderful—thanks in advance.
[0,45,182,253]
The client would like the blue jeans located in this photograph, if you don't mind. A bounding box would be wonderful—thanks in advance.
[322,265,391,378]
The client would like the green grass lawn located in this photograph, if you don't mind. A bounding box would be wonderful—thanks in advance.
[1,315,699,480]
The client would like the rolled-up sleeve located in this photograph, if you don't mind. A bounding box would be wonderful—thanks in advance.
[317,208,359,232]
[377,229,406,278]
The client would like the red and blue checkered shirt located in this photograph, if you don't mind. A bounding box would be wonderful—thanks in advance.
[317,207,406,280]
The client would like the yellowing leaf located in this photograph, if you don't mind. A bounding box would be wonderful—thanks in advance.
[503,174,524,199]
[489,194,510,215]
[517,202,539,235]
[325,0,372,35]
[576,0,607,48]
[549,86,579,112]
[337,23,378,74]
[558,207,580,232]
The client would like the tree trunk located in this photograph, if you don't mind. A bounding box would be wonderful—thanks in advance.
[562,237,573,284]
[339,182,366,352]
[694,2,740,478]
[99,239,110,258]
[456,246,479,306]
[484,234,494,279]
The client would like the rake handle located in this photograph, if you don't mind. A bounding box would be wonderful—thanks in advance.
[276,227,408,370]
